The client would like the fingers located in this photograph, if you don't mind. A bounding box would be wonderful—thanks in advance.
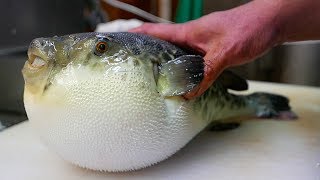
[129,23,187,45]
[184,71,214,99]
[184,52,227,99]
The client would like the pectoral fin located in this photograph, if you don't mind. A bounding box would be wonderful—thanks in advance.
[157,55,204,96]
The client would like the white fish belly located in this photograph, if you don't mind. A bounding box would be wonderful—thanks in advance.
[24,66,207,171]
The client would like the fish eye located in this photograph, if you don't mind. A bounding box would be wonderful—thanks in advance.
[94,41,108,55]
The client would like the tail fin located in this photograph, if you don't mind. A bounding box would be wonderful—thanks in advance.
[246,92,297,119]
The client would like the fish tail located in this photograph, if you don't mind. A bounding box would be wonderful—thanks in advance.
[245,92,297,119]
[196,88,296,124]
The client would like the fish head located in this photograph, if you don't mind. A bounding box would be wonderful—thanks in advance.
[22,33,143,95]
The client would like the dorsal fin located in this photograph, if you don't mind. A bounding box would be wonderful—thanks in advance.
[217,70,248,91]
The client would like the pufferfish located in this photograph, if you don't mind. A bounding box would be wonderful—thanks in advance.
[22,32,295,172]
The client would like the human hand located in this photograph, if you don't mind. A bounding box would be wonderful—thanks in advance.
[130,1,283,99]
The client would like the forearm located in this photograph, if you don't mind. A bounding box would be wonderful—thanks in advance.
[256,0,320,42]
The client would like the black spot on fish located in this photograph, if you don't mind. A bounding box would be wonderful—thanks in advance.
[133,59,140,66]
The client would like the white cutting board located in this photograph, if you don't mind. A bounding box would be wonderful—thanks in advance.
[0,81,319,180]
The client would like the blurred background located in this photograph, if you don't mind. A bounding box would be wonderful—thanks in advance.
[0,0,319,130]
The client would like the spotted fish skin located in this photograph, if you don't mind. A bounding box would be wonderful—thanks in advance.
[22,32,296,172]
[195,78,296,124]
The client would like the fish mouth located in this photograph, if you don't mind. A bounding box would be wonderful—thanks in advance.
[23,49,52,95]
[27,49,48,68]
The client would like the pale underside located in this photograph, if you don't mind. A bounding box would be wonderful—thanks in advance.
[24,63,208,171]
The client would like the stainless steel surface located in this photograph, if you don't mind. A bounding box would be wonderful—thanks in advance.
[231,44,320,87]
[281,44,320,86]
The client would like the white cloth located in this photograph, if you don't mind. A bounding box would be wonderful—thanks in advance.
[95,19,143,32]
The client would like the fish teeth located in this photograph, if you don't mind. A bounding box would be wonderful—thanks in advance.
[32,57,46,67]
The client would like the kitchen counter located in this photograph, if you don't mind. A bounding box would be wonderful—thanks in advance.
[0,81,319,180]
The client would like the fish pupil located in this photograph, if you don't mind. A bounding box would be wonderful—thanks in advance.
[99,44,106,51]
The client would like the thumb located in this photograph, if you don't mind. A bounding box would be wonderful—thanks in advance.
[129,23,186,45]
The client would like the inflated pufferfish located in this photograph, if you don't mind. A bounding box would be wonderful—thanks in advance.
[22,32,295,172]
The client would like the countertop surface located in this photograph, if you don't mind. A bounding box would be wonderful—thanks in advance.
[0,81,319,180]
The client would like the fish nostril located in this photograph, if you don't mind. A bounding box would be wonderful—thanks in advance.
[32,38,51,48]
[38,38,47,48]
